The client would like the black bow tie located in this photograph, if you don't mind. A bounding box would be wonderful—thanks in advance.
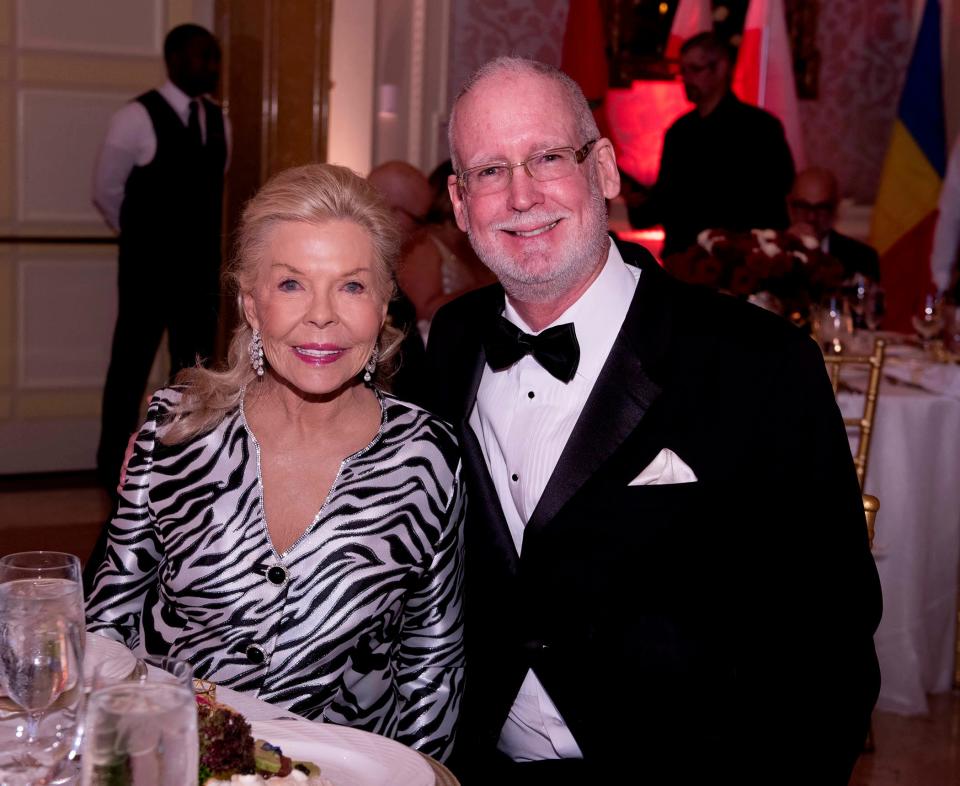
[482,315,580,382]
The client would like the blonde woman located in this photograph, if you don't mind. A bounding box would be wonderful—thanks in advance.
[86,164,465,760]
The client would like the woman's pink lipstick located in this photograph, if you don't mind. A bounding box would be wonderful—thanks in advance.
[293,343,346,365]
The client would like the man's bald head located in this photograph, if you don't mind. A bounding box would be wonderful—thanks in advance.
[368,161,432,239]
[789,167,839,240]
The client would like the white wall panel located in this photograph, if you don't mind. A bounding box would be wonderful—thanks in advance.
[18,0,163,56]
[18,256,117,388]
[18,89,127,223]
[0,418,100,473]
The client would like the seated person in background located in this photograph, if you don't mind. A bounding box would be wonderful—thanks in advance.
[367,159,433,237]
[85,163,465,762]
[366,160,433,401]
[399,160,496,338]
[789,167,880,282]
[628,32,794,257]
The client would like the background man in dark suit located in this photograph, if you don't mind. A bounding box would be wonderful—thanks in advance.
[789,167,881,281]
[628,33,795,257]
[425,56,880,785]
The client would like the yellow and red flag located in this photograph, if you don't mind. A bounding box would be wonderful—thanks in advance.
[871,0,946,331]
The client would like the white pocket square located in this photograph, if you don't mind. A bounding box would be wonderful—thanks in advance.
[628,448,698,486]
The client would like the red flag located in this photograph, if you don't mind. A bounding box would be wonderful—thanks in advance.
[560,0,608,104]
[665,0,713,60]
[561,0,612,142]
[733,0,806,169]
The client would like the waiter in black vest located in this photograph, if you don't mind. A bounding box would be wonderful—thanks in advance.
[92,24,228,492]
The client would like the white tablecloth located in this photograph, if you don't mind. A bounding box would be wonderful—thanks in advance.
[839,380,960,715]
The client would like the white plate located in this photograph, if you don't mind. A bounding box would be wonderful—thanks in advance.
[250,719,434,786]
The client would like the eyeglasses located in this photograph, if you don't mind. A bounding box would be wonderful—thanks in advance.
[790,199,836,215]
[456,139,598,197]
[679,60,718,77]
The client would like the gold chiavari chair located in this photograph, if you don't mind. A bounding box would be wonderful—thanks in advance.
[822,338,886,490]
[862,493,879,550]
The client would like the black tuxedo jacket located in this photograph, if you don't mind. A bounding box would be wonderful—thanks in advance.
[423,240,881,784]
[828,230,881,281]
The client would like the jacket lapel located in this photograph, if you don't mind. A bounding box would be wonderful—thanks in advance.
[523,249,674,543]
[455,288,523,572]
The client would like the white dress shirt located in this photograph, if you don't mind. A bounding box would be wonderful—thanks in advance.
[469,242,640,761]
[92,80,232,232]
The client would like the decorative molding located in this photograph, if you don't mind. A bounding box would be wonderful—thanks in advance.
[17,0,163,56]
[18,53,163,90]
[17,255,116,389]
[15,390,102,419]
[406,0,426,167]
[17,88,128,223]
[0,256,13,387]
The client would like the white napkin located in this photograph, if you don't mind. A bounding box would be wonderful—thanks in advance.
[628,448,698,486]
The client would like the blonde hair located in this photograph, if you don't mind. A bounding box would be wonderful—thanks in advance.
[161,163,403,445]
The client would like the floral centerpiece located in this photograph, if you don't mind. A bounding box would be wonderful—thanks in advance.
[662,228,846,324]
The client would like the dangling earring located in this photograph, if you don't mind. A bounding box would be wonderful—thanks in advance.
[363,344,380,385]
[249,329,264,377]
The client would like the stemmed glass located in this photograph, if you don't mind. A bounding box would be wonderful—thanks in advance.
[863,284,886,332]
[812,295,854,354]
[911,293,944,351]
[0,552,85,785]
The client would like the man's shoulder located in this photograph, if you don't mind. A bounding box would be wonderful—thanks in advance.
[830,230,878,258]
[432,282,502,327]
[665,108,700,136]
[729,97,786,134]
[664,271,811,356]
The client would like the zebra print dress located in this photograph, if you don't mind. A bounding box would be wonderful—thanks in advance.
[86,387,465,761]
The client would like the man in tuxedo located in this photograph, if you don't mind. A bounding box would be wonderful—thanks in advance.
[789,167,880,281]
[425,57,881,785]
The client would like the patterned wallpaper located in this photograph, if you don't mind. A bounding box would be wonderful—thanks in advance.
[447,0,916,204]
[448,0,568,103]
[798,0,914,204]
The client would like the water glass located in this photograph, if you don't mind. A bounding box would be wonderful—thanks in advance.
[812,295,854,354]
[0,553,85,786]
[0,553,84,659]
[80,682,198,786]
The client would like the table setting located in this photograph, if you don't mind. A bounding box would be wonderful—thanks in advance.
[807,294,960,716]
[0,552,457,786]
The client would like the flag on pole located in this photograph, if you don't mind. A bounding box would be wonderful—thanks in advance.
[561,0,608,105]
[665,0,713,61]
[561,0,612,140]
[870,0,946,332]
[732,0,806,170]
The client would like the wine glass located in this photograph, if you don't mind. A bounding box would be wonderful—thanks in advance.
[0,572,84,785]
[845,274,869,329]
[812,295,854,354]
[863,284,886,332]
[81,682,198,786]
[911,293,944,350]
